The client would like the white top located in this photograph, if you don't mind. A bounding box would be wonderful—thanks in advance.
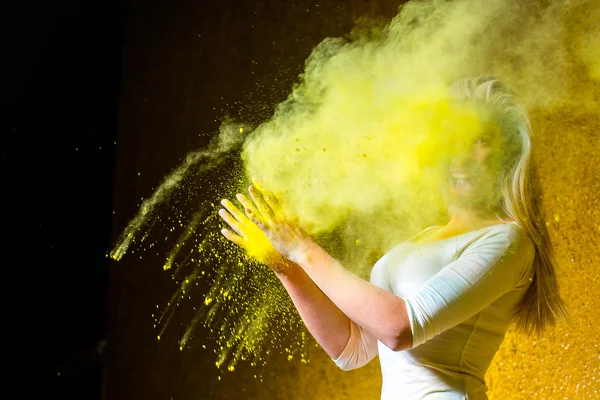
[333,222,536,400]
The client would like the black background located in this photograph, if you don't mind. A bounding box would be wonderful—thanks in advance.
[7,1,121,398]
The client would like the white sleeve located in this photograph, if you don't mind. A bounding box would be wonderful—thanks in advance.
[332,319,379,371]
[404,224,535,349]
[331,253,385,371]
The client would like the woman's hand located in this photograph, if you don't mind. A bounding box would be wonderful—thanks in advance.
[218,194,285,271]
[218,180,317,268]
[245,182,318,264]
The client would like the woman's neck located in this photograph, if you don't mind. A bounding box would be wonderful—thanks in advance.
[446,204,506,234]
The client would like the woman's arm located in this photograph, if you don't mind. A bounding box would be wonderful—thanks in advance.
[272,258,352,360]
[293,223,536,352]
[402,223,536,348]
[218,192,378,367]
[293,244,413,352]
[236,183,413,352]
[230,183,535,356]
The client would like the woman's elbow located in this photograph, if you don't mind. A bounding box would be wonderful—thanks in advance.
[336,362,361,371]
[381,330,412,352]
[380,337,404,352]
[333,358,368,371]
[380,299,414,351]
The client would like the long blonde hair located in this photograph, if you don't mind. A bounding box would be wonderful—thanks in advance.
[449,76,569,337]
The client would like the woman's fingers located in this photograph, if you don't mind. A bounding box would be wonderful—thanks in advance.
[261,190,284,216]
[245,206,267,230]
[220,198,246,224]
[248,185,275,222]
[218,208,246,238]
[249,177,290,222]
[220,228,245,247]
[235,193,260,219]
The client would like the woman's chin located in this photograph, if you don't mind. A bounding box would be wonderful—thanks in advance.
[449,185,474,201]
[448,188,482,209]
[449,192,499,217]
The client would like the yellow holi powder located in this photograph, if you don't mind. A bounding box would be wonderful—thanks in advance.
[240,221,278,263]
[241,36,488,274]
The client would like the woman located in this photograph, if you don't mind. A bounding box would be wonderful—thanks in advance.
[217,76,568,399]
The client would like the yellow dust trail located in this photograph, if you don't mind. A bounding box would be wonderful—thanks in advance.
[163,210,213,272]
[111,151,205,261]
[111,121,246,261]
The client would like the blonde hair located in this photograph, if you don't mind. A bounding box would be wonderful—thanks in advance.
[449,76,569,337]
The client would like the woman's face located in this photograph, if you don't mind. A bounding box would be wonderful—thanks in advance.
[448,123,505,213]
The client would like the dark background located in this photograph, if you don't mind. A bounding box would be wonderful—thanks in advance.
[7,0,122,399]
[7,1,401,399]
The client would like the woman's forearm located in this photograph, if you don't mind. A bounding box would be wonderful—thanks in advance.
[293,244,412,351]
[274,259,352,359]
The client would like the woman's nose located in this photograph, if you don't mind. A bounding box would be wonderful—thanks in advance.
[451,150,474,169]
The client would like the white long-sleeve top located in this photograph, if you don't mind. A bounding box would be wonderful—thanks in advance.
[333,221,536,400]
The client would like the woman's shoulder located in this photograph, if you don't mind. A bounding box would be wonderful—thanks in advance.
[472,221,535,255]
[377,227,437,262]
[404,225,444,243]
[485,221,529,239]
